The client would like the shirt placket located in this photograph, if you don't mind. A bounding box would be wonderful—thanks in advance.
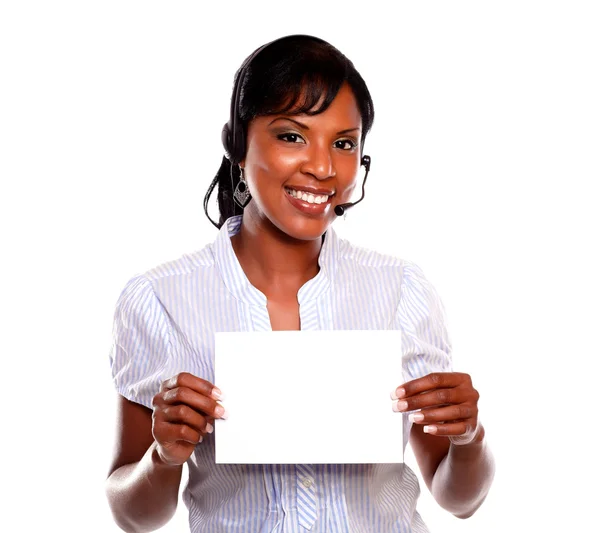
[296,464,317,529]
[294,296,322,530]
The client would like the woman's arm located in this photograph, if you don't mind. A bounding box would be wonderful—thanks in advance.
[105,396,183,533]
[410,421,495,518]
[395,372,495,518]
[106,373,223,532]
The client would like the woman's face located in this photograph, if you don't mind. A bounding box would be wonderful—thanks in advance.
[241,83,362,241]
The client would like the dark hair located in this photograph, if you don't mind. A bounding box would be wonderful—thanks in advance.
[204,35,375,229]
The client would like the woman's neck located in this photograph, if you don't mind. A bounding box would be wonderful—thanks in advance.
[230,210,323,298]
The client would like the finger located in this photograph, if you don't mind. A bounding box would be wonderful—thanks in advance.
[161,404,215,434]
[420,419,477,437]
[162,386,228,420]
[160,372,223,400]
[392,387,461,412]
[407,403,476,425]
[391,372,470,400]
[153,419,204,446]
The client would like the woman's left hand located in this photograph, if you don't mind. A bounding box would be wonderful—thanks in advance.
[391,372,482,446]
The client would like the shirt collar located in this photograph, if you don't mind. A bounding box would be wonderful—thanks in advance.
[212,215,339,306]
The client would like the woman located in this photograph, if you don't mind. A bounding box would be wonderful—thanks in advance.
[106,34,495,532]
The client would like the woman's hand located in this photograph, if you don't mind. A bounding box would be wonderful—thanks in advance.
[391,372,482,446]
[151,372,227,466]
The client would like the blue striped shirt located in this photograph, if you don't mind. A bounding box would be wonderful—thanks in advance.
[110,215,452,532]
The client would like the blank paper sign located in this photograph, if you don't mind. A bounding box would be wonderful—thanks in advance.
[214,330,404,464]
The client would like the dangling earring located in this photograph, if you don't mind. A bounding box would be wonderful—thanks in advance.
[233,166,252,209]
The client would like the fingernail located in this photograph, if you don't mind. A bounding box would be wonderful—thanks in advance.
[392,400,408,412]
[390,388,406,400]
[423,425,437,434]
[211,388,223,400]
[409,413,424,423]
[205,423,214,434]
[215,405,229,420]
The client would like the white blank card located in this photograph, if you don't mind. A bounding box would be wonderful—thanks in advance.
[214,330,404,464]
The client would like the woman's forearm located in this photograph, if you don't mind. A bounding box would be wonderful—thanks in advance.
[105,441,183,532]
[431,426,495,518]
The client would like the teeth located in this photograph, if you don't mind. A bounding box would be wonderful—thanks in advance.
[286,188,329,204]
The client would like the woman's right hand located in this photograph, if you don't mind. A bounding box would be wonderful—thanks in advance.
[151,372,227,466]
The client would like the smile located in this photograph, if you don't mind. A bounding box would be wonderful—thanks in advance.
[284,187,331,204]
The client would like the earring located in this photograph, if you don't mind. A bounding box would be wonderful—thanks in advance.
[233,166,252,209]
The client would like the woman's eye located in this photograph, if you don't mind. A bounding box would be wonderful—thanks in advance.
[277,133,304,143]
[335,139,357,150]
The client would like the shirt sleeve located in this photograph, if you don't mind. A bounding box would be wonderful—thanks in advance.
[108,275,174,409]
[396,261,453,382]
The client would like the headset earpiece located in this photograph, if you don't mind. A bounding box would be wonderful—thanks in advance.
[221,122,233,161]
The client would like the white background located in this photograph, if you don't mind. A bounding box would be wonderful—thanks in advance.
[1,1,598,531]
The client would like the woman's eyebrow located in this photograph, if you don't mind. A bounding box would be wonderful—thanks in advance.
[268,117,309,130]
[268,117,360,135]
[337,127,360,135]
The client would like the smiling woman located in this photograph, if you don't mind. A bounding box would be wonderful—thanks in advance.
[205,35,374,234]
[105,34,494,533]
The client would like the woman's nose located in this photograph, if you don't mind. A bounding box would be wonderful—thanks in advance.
[300,142,335,180]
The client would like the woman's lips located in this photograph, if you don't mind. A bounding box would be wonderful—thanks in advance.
[284,187,332,215]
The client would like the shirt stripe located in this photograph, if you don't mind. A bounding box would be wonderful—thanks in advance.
[109,215,452,532]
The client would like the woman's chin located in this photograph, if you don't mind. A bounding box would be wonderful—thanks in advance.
[245,201,334,242]
[271,214,332,242]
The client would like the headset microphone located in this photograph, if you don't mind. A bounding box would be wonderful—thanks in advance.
[334,155,372,216]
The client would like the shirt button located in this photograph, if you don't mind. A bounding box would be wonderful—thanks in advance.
[302,477,313,488]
